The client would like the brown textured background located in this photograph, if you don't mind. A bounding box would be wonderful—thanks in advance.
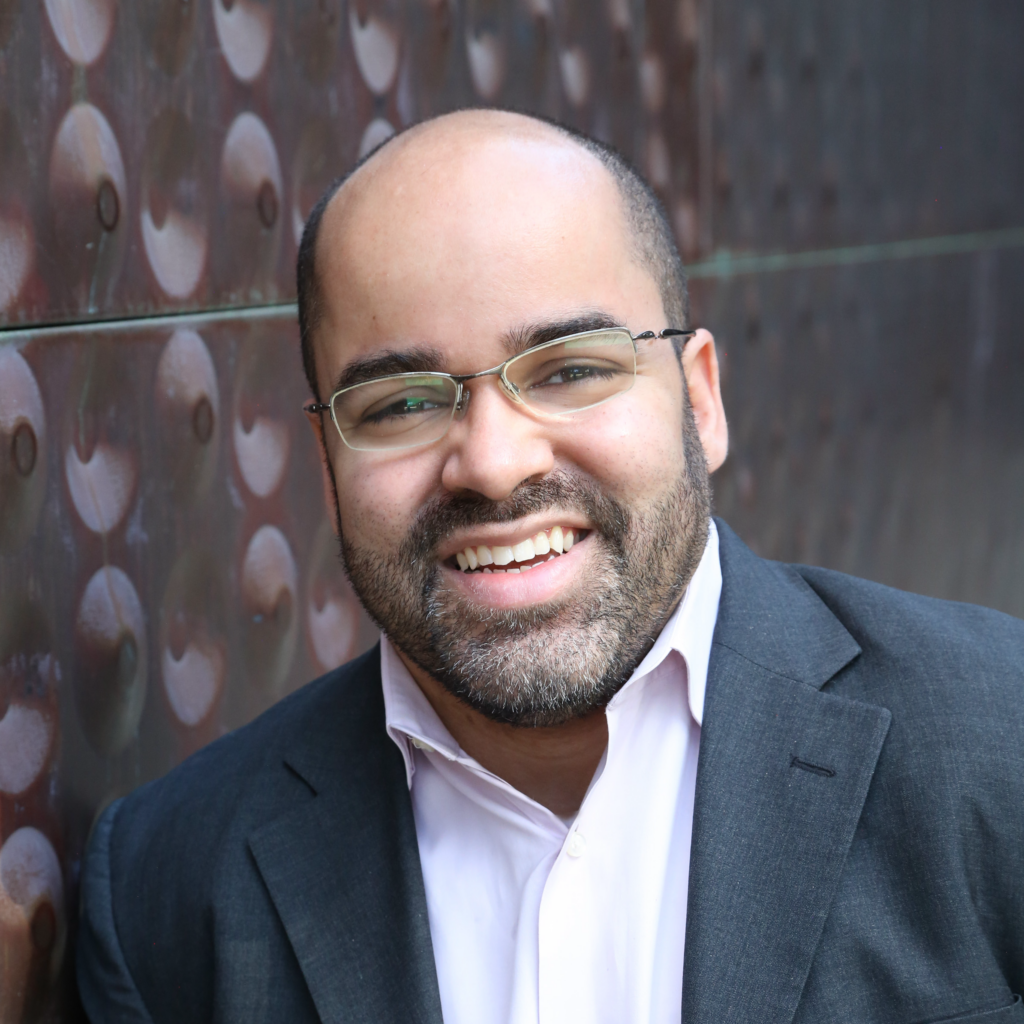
[0,1,1022,1019]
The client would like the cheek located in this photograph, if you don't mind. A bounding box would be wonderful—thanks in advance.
[333,454,439,545]
[566,392,685,499]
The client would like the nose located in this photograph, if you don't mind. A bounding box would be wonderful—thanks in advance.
[440,378,555,500]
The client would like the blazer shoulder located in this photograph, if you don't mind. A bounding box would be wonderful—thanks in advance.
[794,563,1024,662]
[793,563,1024,721]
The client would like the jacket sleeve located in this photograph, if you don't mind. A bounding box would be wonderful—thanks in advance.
[77,799,155,1024]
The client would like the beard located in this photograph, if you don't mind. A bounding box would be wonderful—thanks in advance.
[334,401,712,727]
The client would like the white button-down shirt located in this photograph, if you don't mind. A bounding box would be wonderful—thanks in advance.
[382,521,722,1024]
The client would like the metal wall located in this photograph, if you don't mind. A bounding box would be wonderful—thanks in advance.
[0,1,673,1018]
[0,1,1021,1020]
[697,1,1024,617]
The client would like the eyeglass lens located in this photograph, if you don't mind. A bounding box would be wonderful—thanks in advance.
[331,328,637,451]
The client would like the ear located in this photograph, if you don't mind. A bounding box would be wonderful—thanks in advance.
[680,328,728,473]
[305,407,342,536]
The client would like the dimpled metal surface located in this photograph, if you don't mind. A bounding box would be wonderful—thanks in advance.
[0,0,1022,1019]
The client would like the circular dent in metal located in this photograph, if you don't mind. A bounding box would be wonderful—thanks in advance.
[160,549,226,729]
[640,51,666,114]
[64,342,139,535]
[141,109,208,300]
[0,348,47,548]
[357,117,395,160]
[154,329,220,499]
[0,827,65,1013]
[349,2,400,96]
[48,103,128,306]
[43,0,116,66]
[0,602,59,799]
[233,410,289,498]
[241,526,298,698]
[306,519,361,672]
[12,423,36,476]
[233,341,290,499]
[559,44,591,108]
[646,129,671,191]
[221,114,282,220]
[138,0,198,76]
[466,29,505,100]
[65,440,137,535]
[256,180,278,228]
[95,176,119,231]
[219,112,283,289]
[0,109,35,315]
[213,0,273,84]
[73,566,147,756]
[193,397,214,443]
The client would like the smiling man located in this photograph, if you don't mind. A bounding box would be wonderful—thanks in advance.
[79,111,1024,1024]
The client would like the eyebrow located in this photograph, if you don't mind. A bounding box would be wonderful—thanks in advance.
[328,310,623,395]
[329,347,446,394]
[501,311,622,357]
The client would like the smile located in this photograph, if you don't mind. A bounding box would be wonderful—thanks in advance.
[449,526,586,574]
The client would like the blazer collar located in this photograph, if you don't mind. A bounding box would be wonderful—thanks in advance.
[248,648,444,1024]
[684,521,892,1024]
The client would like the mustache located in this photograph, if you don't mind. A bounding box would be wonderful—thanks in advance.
[406,471,631,558]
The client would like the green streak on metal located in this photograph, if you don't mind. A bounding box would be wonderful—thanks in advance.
[0,302,299,342]
[686,226,1024,280]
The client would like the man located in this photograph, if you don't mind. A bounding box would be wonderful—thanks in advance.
[78,110,1024,1024]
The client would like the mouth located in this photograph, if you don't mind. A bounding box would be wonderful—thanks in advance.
[445,525,589,574]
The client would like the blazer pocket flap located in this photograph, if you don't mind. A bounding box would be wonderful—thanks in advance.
[923,995,1024,1024]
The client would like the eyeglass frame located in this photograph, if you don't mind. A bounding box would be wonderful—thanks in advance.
[304,326,697,451]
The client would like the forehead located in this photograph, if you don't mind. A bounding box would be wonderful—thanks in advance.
[313,124,661,380]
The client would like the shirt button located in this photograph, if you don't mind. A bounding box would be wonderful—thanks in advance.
[566,831,586,858]
[411,737,434,753]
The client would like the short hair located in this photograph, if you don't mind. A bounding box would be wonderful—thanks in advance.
[296,113,690,399]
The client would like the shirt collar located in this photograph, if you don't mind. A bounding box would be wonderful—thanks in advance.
[382,519,722,788]
[611,518,721,727]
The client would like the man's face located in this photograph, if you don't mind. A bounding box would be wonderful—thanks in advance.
[312,117,719,726]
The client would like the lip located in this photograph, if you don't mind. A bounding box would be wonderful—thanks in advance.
[437,512,593,562]
[442,530,594,609]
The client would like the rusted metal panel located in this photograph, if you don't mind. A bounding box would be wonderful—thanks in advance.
[1,310,381,1018]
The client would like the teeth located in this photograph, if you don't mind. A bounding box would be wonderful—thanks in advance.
[454,527,582,572]
[519,563,533,571]
[492,545,513,566]
[512,538,535,562]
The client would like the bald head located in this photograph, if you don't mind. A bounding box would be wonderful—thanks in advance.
[297,110,689,398]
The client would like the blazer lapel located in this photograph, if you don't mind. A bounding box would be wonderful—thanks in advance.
[683,523,892,1024]
[248,650,443,1024]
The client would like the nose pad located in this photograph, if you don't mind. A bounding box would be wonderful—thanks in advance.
[454,384,471,419]
[499,373,524,404]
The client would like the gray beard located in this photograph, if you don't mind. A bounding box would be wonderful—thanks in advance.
[336,403,711,727]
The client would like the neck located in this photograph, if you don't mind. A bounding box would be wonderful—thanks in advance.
[396,651,608,818]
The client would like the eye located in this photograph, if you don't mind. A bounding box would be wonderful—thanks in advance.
[528,360,624,388]
[361,392,448,424]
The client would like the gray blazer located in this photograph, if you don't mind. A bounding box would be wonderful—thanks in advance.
[77,520,1024,1023]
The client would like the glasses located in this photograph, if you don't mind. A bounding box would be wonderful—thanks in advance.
[305,326,695,452]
